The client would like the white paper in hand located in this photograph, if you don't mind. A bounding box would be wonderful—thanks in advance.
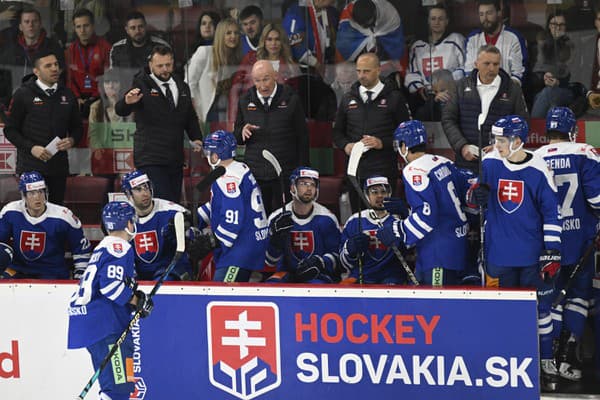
[468,144,480,158]
[45,136,61,157]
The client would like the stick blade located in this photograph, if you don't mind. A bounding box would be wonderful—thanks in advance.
[262,149,282,176]
[174,211,185,253]
[347,142,365,177]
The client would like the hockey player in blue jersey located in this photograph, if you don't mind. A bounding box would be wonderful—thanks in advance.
[340,175,407,284]
[265,166,341,283]
[196,130,270,282]
[468,115,563,392]
[376,120,470,285]
[68,201,153,400]
[121,170,192,281]
[0,171,91,279]
[535,107,600,382]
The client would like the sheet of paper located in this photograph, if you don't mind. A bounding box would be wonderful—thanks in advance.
[45,136,61,156]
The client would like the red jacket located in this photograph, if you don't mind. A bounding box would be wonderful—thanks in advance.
[65,35,111,98]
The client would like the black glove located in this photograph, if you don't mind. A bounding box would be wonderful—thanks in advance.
[133,290,154,318]
[346,233,369,258]
[0,242,13,269]
[296,255,326,282]
[539,249,561,284]
[161,212,194,244]
[269,211,294,235]
[185,227,218,260]
[467,183,490,208]
[383,197,409,218]
[376,220,405,247]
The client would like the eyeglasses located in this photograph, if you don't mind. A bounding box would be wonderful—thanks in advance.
[549,22,566,28]
[297,181,316,188]
[367,188,388,196]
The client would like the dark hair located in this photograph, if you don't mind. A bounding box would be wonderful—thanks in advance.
[409,143,427,154]
[197,11,221,37]
[32,49,57,68]
[352,0,376,28]
[428,4,448,18]
[239,5,263,21]
[19,7,41,23]
[72,8,94,24]
[477,0,501,11]
[125,11,146,24]
[149,45,173,60]
[546,9,567,30]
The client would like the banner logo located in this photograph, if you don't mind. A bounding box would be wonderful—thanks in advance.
[207,301,281,399]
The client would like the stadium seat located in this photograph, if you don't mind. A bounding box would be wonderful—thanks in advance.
[0,175,20,210]
[64,176,111,224]
[318,176,344,220]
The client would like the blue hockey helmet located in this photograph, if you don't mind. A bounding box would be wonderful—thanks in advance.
[393,120,427,151]
[102,201,137,232]
[491,115,529,143]
[546,106,577,141]
[290,166,320,202]
[18,171,46,193]
[121,170,153,195]
[203,130,237,167]
[363,175,391,195]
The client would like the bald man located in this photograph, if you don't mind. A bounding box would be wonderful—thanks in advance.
[234,60,309,214]
[332,52,411,211]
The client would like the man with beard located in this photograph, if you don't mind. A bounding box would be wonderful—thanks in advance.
[239,5,264,56]
[109,11,170,82]
[115,45,202,202]
[464,0,527,86]
[265,166,341,283]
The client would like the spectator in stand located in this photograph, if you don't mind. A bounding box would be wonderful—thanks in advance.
[283,0,339,78]
[336,0,404,68]
[530,10,575,118]
[88,68,133,170]
[441,45,528,173]
[228,23,301,123]
[332,52,411,211]
[65,8,111,118]
[115,45,203,203]
[414,68,456,122]
[404,4,465,116]
[185,17,242,133]
[4,50,83,205]
[234,60,309,215]
[330,61,357,106]
[194,10,220,48]
[587,9,600,112]
[464,0,528,86]
[109,11,170,82]
[0,6,64,108]
[239,5,264,56]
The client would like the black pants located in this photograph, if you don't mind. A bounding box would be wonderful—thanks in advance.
[43,174,67,205]
[138,165,183,203]
[257,176,290,216]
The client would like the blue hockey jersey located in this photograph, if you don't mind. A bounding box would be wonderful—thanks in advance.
[266,202,341,274]
[0,201,91,279]
[133,198,191,280]
[340,211,405,283]
[401,154,470,272]
[482,150,561,267]
[197,161,269,271]
[535,142,600,265]
[68,235,135,349]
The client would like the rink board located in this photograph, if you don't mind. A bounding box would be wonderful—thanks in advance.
[0,283,539,400]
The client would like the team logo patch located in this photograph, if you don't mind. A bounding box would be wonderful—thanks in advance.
[134,231,159,263]
[226,182,237,194]
[291,230,314,260]
[20,231,46,261]
[112,242,123,253]
[412,175,422,186]
[497,179,524,214]
[207,301,281,400]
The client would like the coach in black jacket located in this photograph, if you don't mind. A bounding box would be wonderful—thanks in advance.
[332,53,411,210]
[115,45,202,203]
[234,60,309,215]
[4,50,82,205]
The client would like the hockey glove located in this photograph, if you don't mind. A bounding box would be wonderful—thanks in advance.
[376,220,405,248]
[0,242,13,269]
[185,227,218,260]
[73,268,85,281]
[133,290,154,318]
[466,183,490,208]
[383,197,409,219]
[296,255,326,282]
[539,249,561,284]
[161,211,194,244]
[269,211,294,235]
[346,233,370,258]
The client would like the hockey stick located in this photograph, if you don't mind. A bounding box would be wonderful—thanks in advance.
[552,232,600,307]
[477,113,487,287]
[76,212,185,400]
[347,142,419,286]
[195,165,226,193]
[347,141,365,284]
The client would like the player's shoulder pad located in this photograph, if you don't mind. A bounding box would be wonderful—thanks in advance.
[153,198,188,213]
[46,203,82,228]
[403,154,439,191]
[313,202,340,225]
[101,236,131,258]
[0,200,22,218]
[216,162,245,198]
